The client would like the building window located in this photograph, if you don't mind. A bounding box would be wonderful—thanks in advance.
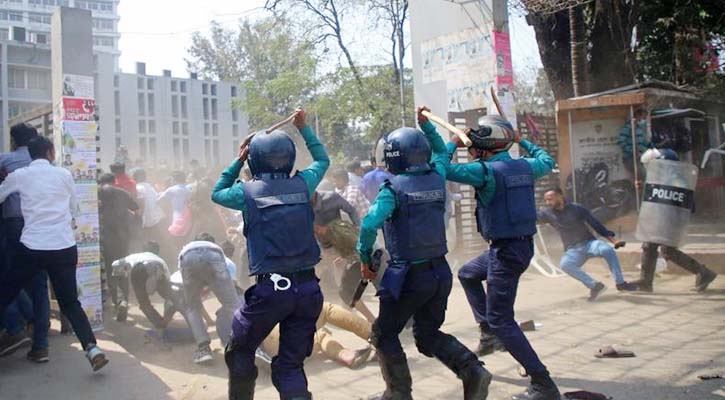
[212,140,220,163]
[139,138,147,159]
[35,33,48,44]
[182,122,189,135]
[137,93,145,115]
[27,70,50,90]
[203,123,209,136]
[212,123,218,137]
[147,78,154,90]
[29,13,52,25]
[115,136,122,149]
[113,75,119,87]
[171,80,178,92]
[211,84,217,96]
[232,124,238,137]
[172,121,179,135]
[114,91,120,115]
[148,120,156,133]
[139,120,146,133]
[147,93,155,116]
[180,96,188,119]
[171,95,178,118]
[180,81,187,93]
[231,86,237,97]
[202,83,208,95]
[173,138,181,165]
[233,140,239,157]
[149,138,157,164]
[0,29,8,41]
[137,77,144,90]
[115,118,121,133]
[232,109,238,122]
[204,139,211,165]
[182,139,190,162]
[211,99,218,120]
[202,98,209,120]
[8,68,25,89]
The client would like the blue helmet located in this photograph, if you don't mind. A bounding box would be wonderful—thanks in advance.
[248,130,296,177]
[383,127,431,175]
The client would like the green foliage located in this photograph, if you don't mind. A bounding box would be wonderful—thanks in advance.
[187,16,413,159]
[515,67,555,115]
[636,0,725,87]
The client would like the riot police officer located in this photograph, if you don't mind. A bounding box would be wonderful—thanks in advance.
[443,113,560,400]
[357,108,491,400]
[211,108,329,400]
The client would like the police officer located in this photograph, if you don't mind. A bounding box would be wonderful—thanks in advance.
[635,148,717,293]
[357,107,491,400]
[211,108,329,400]
[444,113,559,400]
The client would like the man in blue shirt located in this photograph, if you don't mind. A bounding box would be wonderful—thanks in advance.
[0,123,50,362]
[361,138,394,202]
[445,114,560,400]
[539,188,637,301]
[357,107,491,400]
[212,109,329,400]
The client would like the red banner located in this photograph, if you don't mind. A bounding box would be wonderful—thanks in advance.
[61,97,96,121]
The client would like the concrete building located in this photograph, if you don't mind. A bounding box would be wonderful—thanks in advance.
[0,0,120,67]
[0,41,246,170]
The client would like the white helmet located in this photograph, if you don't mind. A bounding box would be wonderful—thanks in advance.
[375,138,386,168]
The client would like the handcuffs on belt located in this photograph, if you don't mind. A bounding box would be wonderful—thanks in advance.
[270,273,292,291]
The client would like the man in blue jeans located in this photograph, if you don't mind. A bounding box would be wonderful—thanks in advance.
[0,123,49,361]
[0,136,107,371]
[538,188,637,301]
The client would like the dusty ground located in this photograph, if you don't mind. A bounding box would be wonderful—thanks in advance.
[1,260,724,400]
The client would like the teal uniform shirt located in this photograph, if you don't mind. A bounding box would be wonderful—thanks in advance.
[444,136,556,206]
[211,125,330,214]
[356,121,448,265]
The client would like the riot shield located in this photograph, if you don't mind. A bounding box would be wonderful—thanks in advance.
[635,160,698,247]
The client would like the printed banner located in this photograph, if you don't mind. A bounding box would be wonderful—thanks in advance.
[63,74,95,98]
[60,97,96,121]
[57,78,103,330]
[492,30,517,129]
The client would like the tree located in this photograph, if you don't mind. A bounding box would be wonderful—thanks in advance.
[186,17,318,130]
[264,0,366,89]
[369,0,409,125]
[515,67,555,115]
[520,0,724,100]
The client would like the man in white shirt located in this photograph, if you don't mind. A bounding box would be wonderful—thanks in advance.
[178,232,240,364]
[133,168,165,236]
[0,136,108,372]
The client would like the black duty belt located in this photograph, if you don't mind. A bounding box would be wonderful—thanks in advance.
[256,269,317,285]
[490,236,533,246]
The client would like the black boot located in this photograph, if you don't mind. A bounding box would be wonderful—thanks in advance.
[511,370,560,400]
[476,323,504,356]
[434,334,492,400]
[369,352,413,400]
[228,369,257,400]
[633,243,658,292]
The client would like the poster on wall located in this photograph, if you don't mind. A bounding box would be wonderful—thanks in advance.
[492,30,517,130]
[63,74,95,99]
[571,119,629,180]
[57,86,103,330]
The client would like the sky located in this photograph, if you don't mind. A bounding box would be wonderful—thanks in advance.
[117,0,542,80]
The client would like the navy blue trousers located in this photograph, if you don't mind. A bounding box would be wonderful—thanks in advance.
[457,237,547,375]
[226,277,323,400]
[373,259,454,358]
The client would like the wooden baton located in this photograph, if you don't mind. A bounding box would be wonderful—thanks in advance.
[490,86,508,121]
[421,110,473,147]
[265,110,299,134]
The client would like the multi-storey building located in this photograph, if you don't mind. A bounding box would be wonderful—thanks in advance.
[0,1,246,170]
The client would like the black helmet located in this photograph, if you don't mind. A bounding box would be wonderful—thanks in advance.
[383,127,431,175]
[470,115,514,152]
[248,130,296,177]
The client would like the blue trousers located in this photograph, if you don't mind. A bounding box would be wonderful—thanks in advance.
[226,277,323,400]
[458,237,547,375]
[373,259,454,358]
[2,217,49,350]
[560,239,625,289]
